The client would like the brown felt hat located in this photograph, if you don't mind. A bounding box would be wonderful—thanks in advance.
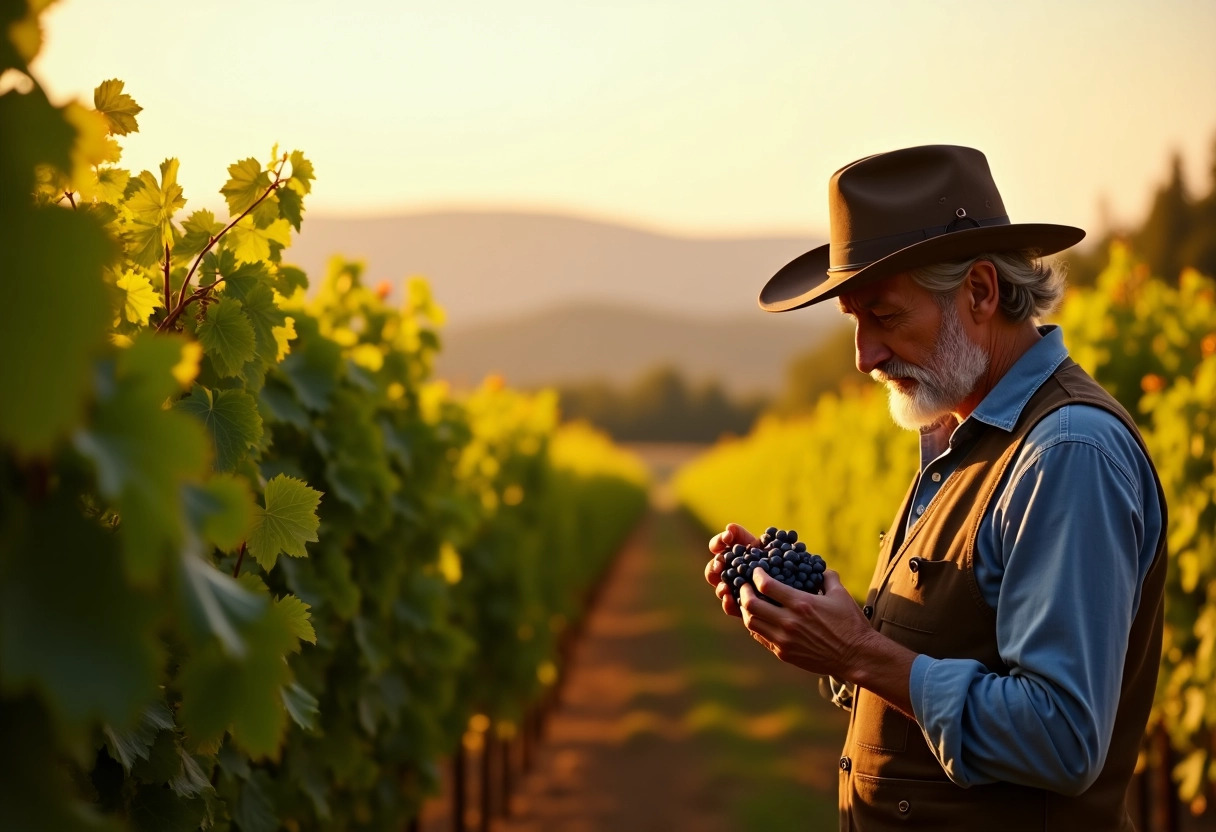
[758,145,1085,312]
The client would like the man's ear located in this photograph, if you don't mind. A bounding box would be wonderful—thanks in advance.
[963,260,1000,324]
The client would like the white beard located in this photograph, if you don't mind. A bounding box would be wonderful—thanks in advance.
[871,300,989,431]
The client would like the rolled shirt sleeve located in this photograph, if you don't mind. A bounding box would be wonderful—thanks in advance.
[907,405,1162,794]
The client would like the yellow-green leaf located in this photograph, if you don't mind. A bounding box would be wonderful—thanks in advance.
[228,217,291,266]
[115,269,162,325]
[93,79,142,136]
[220,158,270,216]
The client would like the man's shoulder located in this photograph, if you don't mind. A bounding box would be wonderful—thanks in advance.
[1018,402,1153,487]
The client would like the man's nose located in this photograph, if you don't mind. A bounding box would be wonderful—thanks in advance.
[854,324,891,375]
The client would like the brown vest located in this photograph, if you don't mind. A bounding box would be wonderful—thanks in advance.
[839,359,1168,831]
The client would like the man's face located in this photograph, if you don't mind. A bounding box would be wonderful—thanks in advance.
[836,272,989,430]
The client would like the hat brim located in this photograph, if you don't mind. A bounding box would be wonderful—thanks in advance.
[758,223,1086,313]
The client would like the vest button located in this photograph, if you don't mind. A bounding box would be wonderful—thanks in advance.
[908,557,920,573]
[898,800,910,814]
[862,605,874,619]
[839,756,851,772]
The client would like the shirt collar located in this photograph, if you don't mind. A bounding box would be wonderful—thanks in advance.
[967,324,1069,432]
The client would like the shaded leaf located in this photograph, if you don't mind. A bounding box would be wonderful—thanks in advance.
[103,699,176,771]
[0,208,112,455]
[0,494,161,728]
[175,385,263,472]
[281,681,320,732]
[197,297,256,378]
[183,474,255,552]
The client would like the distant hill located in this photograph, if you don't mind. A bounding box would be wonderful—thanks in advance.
[435,301,845,397]
[290,210,823,326]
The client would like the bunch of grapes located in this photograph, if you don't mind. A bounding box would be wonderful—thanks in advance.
[722,527,827,607]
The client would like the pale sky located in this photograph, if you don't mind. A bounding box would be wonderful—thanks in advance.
[31,0,1216,239]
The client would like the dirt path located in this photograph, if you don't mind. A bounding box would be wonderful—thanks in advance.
[496,504,850,832]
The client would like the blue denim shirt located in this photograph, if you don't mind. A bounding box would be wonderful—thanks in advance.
[904,325,1163,795]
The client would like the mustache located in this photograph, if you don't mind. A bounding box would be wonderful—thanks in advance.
[871,359,934,386]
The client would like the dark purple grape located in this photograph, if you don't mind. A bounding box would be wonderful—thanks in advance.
[787,530,798,543]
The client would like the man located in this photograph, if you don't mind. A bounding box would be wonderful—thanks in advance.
[703,145,1166,830]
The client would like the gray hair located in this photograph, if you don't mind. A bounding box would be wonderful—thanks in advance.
[908,250,1067,322]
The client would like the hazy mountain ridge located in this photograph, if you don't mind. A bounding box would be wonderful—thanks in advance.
[435,301,843,396]
[290,211,839,394]
[291,210,823,324]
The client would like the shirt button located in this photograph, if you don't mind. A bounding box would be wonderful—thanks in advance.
[839,756,851,772]
[898,800,910,814]
[930,472,941,482]
[915,505,925,516]
[862,605,874,619]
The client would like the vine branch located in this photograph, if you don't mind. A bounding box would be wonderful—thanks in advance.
[232,542,247,578]
[156,154,289,333]
[64,191,77,210]
[162,244,172,311]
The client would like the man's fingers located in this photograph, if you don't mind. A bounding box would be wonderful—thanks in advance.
[822,568,845,595]
[725,522,758,548]
[710,522,758,555]
[753,569,796,604]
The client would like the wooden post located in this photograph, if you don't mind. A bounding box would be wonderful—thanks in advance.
[480,730,494,832]
[500,731,513,818]
[453,743,467,832]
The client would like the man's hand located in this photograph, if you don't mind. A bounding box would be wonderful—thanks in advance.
[704,523,759,618]
[739,568,917,718]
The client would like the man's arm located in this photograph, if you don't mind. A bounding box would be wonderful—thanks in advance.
[909,410,1162,793]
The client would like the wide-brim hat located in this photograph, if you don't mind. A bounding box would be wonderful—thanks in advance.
[758,145,1086,312]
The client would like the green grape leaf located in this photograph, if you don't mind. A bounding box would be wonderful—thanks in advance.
[130,728,182,783]
[175,386,263,472]
[280,682,319,732]
[73,334,209,582]
[274,264,309,295]
[125,158,187,267]
[177,611,296,760]
[276,186,303,231]
[104,699,176,770]
[259,382,310,429]
[183,474,255,552]
[197,297,256,378]
[0,494,161,729]
[176,209,224,262]
[280,321,343,411]
[236,282,287,367]
[93,78,142,136]
[179,554,266,657]
[232,774,279,832]
[0,208,112,455]
[273,594,316,647]
[116,268,163,325]
[170,748,213,798]
[246,475,322,570]
[287,150,314,194]
[220,157,270,216]
[228,216,291,265]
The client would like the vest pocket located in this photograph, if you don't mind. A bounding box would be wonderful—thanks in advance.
[850,688,909,753]
[851,772,1045,830]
